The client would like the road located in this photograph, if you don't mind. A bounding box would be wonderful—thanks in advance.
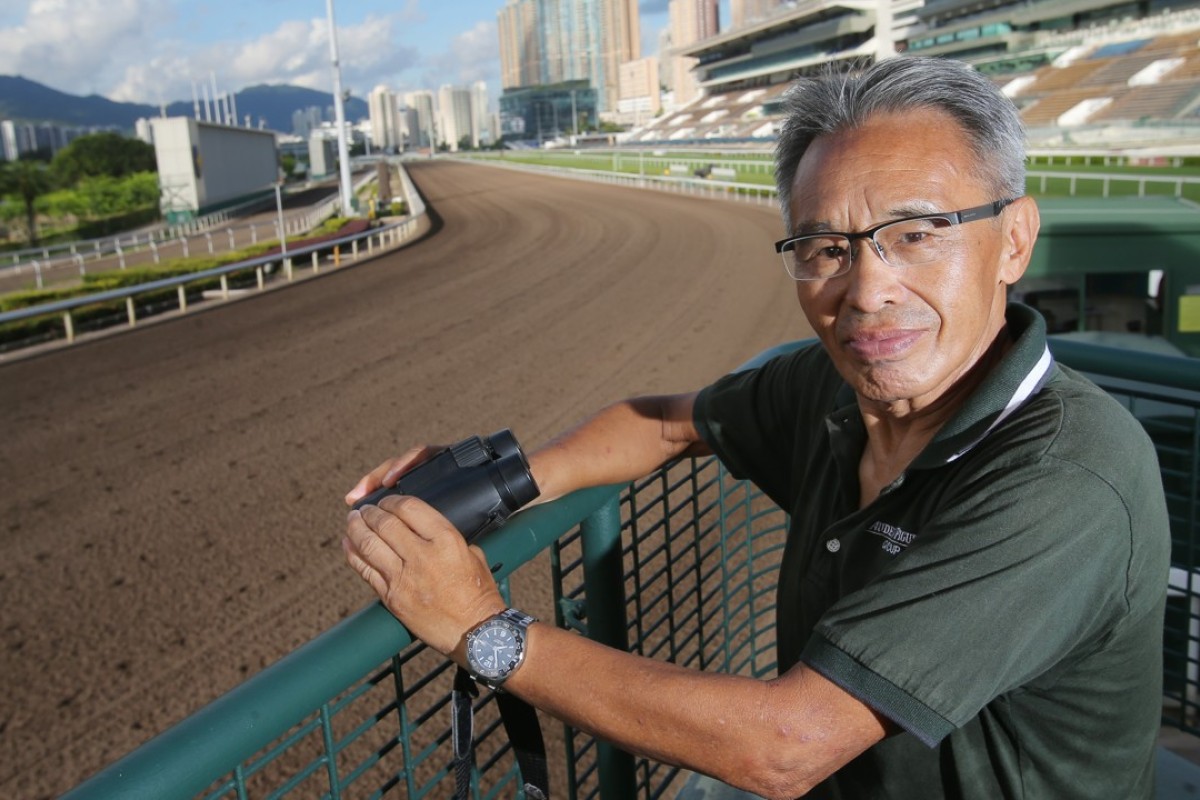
[0,159,812,799]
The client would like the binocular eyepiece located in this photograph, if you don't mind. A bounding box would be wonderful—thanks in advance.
[352,429,540,541]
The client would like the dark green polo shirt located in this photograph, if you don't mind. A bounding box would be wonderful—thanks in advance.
[693,304,1170,799]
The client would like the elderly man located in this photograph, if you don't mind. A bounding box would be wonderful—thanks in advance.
[344,57,1169,799]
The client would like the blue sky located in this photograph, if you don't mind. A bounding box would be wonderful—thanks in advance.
[0,0,678,107]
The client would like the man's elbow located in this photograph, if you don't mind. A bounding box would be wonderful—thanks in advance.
[720,723,875,799]
[720,748,834,799]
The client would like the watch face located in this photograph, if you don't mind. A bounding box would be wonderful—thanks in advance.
[468,620,523,680]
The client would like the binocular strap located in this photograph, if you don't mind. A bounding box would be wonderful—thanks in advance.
[453,666,550,800]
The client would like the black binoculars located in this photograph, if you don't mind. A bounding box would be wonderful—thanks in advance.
[352,429,540,541]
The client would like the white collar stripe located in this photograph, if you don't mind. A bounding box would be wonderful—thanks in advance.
[946,345,1054,463]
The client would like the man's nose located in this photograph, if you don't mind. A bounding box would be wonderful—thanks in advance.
[844,237,903,312]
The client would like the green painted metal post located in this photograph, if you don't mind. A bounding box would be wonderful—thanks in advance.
[579,497,637,799]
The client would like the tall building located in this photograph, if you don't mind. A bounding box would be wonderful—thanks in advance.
[499,0,542,89]
[135,118,154,144]
[291,106,323,139]
[600,0,640,115]
[496,0,641,115]
[668,0,719,107]
[617,56,661,125]
[0,120,19,161]
[404,91,436,151]
[438,85,474,150]
[471,81,491,146]
[729,0,784,29]
[368,85,403,151]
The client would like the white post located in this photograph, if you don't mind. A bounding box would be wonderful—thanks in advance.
[275,183,288,259]
[327,0,355,217]
[210,72,220,124]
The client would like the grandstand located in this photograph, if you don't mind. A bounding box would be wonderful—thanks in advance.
[626,0,1200,148]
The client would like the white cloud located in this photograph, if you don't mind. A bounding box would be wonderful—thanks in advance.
[108,12,420,104]
[0,2,421,104]
[0,0,172,95]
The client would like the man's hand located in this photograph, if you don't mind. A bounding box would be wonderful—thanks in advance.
[343,495,506,656]
[344,445,445,507]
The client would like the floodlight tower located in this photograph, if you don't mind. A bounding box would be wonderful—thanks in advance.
[327,0,355,216]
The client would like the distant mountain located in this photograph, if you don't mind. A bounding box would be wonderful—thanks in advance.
[0,75,369,134]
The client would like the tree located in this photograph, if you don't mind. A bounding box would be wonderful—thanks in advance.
[0,158,54,246]
[51,132,156,185]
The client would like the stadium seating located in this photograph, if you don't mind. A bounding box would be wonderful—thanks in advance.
[624,8,1200,148]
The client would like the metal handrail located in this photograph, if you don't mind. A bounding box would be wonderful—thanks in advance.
[1048,338,1200,393]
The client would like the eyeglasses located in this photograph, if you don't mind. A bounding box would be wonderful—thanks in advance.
[774,198,1018,281]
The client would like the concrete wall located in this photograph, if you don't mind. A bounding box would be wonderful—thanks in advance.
[151,117,202,217]
[195,122,278,208]
[151,117,278,218]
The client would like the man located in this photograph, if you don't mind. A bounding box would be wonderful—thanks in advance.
[344,57,1169,798]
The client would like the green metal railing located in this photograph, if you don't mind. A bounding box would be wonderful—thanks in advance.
[62,338,1200,799]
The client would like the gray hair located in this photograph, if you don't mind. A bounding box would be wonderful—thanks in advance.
[773,56,1027,230]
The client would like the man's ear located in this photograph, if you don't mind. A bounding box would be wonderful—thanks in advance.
[999,195,1040,286]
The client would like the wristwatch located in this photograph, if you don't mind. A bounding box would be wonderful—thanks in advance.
[465,608,537,690]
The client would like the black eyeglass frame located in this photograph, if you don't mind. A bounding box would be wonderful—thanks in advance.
[773,197,1020,280]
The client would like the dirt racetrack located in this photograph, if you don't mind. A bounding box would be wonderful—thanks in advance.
[0,160,813,799]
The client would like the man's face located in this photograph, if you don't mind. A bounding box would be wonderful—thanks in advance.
[788,108,1035,412]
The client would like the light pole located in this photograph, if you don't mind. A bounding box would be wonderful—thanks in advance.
[326,0,354,216]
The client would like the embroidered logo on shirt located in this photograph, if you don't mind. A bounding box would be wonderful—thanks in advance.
[867,521,916,556]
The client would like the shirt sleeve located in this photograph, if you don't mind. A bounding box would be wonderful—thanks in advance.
[692,343,833,511]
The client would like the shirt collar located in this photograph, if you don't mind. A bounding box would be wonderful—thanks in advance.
[911,302,1054,468]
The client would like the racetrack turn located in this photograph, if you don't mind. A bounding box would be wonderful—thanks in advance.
[0,159,813,799]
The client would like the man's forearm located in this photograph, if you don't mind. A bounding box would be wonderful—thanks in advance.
[500,622,886,799]
[527,392,707,504]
